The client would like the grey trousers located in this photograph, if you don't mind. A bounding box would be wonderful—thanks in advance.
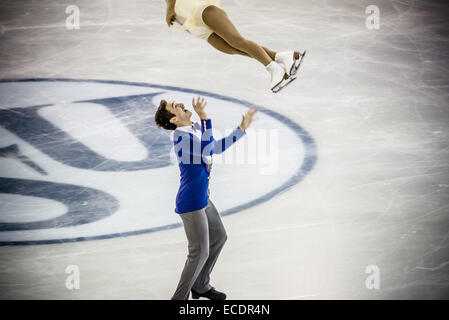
[171,198,227,300]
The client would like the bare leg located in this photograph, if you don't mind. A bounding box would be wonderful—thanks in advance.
[202,5,273,66]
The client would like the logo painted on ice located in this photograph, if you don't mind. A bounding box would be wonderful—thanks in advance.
[0,79,317,245]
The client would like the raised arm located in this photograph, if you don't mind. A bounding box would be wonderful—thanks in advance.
[165,0,176,26]
[191,97,258,156]
[207,107,258,154]
[199,119,241,155]
[165,0,176,9]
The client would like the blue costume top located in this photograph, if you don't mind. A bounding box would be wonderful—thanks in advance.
[173,119,245,213]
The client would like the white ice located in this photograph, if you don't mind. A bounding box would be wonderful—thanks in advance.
[0,0,448,299]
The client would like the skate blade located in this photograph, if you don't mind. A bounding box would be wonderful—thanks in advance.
[271,86,282,93]
[271,76,297,93]
[271,75,289,93]
[290,50,306,76]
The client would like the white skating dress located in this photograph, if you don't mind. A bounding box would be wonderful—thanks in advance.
[169,0,221,40]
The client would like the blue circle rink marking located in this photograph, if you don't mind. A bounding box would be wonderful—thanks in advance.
[0,78,317,246]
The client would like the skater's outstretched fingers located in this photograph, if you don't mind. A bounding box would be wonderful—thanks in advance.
[239,107,258,132]
[192,96,208,119]
[192,96,207,110]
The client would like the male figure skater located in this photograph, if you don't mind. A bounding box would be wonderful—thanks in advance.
[155,96,257,300]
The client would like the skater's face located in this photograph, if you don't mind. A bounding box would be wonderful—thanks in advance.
[166,101,192,126]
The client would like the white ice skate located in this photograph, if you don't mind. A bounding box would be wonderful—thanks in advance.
[275,50,306,77]
[266,61,290,93]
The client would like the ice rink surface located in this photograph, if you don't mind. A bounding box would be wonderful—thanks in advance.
[0,0,448,299]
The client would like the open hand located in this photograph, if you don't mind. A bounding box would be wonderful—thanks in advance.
[239,107,258,132]
[192,96,207,119]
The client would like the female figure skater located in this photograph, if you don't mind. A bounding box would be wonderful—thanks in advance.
[165,0,305,93]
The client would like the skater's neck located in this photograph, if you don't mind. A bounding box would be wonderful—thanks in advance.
[165,0,176,9]
[177,121,193,129]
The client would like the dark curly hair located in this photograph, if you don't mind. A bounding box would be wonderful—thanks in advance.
[155,100,177,130]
